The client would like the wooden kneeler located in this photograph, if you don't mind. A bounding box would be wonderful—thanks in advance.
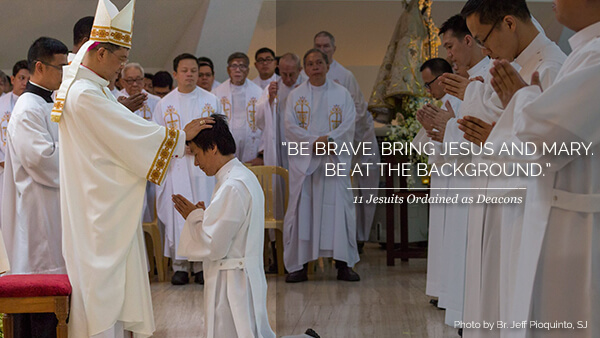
[0,274,71,338]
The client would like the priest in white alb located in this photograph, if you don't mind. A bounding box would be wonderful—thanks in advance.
[283,49,359,283]
[176,114,275,338]
[213,52,264,164]
[153,53,220,285]
[53,1,207,336]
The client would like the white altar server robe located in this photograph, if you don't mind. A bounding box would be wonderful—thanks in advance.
[213,79,263,162]
[252,73,280,90]
[462,33,566,338]
[178,158,275,338]
[412,94,461,298]
[1,88,64,275]
[283,79,358,272]
[59,66,185,337]
[492,21,600,338]
[153,87,219,260]
[437,57,490,326]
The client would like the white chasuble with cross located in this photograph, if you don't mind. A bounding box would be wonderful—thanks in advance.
[213,79,263,163]
[283,79,359,273]
[153,87,220,260]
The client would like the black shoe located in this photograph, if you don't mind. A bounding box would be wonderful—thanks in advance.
[429,299,439,307]
[458,328,463,336]
[171,271,189,285]
[194,271,204,285]
[305,328,321,338]
[357,242,365,254]
[285,268,308,283]
[337,266,360,281]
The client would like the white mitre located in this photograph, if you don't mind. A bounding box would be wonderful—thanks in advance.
[52,0,135,122]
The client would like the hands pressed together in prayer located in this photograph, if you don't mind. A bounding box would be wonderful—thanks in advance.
[490,60,542,108]
[416,102,456,143]
[440,73,483,101]
[184,117,215,141]
[118,92,147,112]
[457,116,495,146]
[172,194,205,220]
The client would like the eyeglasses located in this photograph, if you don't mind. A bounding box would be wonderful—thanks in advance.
[228,64,248,70]
[37,60,65,72]
[474,19,501,49]
[256,57,275,64]
[424,75,441,89]
[123,77,144,85]
[105,48,129,65]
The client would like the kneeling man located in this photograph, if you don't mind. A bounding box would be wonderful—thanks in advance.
[174,114,275,338]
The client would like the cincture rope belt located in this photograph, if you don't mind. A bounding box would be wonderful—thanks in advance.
[215,256,261,270]
[551,189,600,213]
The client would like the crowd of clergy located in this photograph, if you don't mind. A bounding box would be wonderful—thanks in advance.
[0,0,599,336]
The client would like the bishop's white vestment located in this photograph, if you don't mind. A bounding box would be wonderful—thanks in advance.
[59,66,185,337]
[283,79,359,272]
[1,82,65,275]
[178,158,275,338]
[213,80,264,163]
[153,87,219,262]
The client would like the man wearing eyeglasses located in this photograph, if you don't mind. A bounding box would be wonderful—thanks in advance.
[453,2,567,337]
[1,36,68,338]
[119,63,159,122]
[252,47,279,90]
[213,52,264,165]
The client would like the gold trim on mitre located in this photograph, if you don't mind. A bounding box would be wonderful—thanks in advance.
[90,0,135,48]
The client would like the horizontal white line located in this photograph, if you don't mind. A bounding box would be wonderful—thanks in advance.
[348,188,527,190]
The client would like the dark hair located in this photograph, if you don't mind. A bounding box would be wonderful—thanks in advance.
[153,71,173,89]
[187,114,236,156]
[144,73,154,80]
[13,60,29,77]
[73,16,94,46]
[255,47,275,60]
[198,62,214,75]
[227,52,249,66]
[303,48,329,67]
[197,56,214,68]
[173,53,200,72]
[27,37,69,73]
[461,0,531,25]
[420,58,453,77]
[314,31,336,47]
[439,14,472,39]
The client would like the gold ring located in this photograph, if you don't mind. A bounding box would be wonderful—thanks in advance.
[199,120,205,125]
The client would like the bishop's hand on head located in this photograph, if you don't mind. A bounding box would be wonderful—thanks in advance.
[183,117,215,141]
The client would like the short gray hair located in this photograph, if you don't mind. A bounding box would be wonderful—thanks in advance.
[279,53,301,70]
[314,31,335,47]
[121,62,144,78]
